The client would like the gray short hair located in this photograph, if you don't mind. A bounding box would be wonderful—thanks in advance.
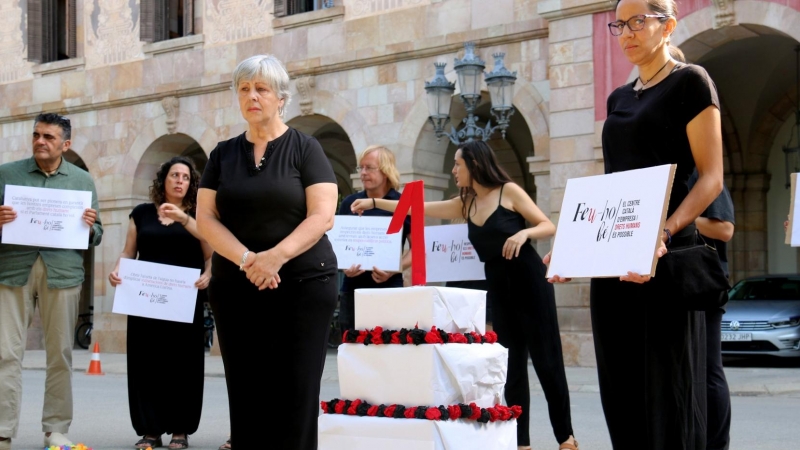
[232,55,292,115]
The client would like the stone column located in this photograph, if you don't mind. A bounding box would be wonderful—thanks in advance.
[729,173,746,282]
[528,155,552,257]
[538,0,615,367]
[742,173,770,277]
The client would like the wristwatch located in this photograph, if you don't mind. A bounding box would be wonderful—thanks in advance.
[239,250,251,271]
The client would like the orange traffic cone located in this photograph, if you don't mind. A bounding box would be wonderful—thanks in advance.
[86,342,105,375]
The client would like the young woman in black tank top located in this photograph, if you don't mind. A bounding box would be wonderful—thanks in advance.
[351,140,578,450]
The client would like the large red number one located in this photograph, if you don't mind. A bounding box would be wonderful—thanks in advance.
[387,180,426,286]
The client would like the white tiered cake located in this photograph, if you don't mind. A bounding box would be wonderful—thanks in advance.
[318,286,517,449]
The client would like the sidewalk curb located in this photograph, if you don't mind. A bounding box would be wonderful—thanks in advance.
[20,350,800,398]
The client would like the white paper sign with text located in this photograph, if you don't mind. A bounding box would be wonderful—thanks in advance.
[546,164,675,279]
[327,215,402,272]
[424,224,485,282]
[1,185,91,249]
[112,258,200,323]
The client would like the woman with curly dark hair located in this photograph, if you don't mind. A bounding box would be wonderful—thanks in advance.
[109,156,212,450]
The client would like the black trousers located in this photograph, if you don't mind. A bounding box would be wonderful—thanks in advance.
[591,276,707,450]
[209,273,337,450]
[706,308,731,450]
[484,246,573,446]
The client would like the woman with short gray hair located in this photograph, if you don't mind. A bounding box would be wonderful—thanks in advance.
[197,54,339,449]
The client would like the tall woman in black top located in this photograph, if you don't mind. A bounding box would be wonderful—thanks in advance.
[196,55,338,450]
[351,140,578,450]
[547,0,724,448]
[108,156,212,450]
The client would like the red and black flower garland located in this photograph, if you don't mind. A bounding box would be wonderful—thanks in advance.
[320,398,521,423]
[342,326,498,345]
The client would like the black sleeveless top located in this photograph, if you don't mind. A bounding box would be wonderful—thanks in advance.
[467,184,528,263]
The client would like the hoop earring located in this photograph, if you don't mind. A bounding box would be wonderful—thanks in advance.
[278,106,284,116]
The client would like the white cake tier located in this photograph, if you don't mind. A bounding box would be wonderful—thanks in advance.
[319,414,517,450]
[354,286,486,333]
[338,343,507,408]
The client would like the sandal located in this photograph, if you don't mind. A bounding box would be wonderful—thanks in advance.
[218,438,231,450]
[168,436,189,449]
[135,436,162,449]
[559,439,579,450]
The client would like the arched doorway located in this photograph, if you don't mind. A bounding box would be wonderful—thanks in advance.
[439,96,536,201]
[678,28,799,280]
[286,114,358,206]
[128,133,211,349]
[133,133,209,199]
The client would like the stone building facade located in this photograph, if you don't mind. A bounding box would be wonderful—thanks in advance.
[1,0,798,365]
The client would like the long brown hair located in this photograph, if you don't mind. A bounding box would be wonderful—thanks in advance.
[457,140,513,220]
[149,156,200,215]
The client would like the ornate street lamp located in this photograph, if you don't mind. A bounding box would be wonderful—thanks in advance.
[424,42,517,145]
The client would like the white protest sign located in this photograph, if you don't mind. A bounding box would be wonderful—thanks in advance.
[112,258,200,323]
[424,224,485,282]
[546,164,675,279]
[327,215,402,272]
[789,173,799,246]
[1,185,91,249]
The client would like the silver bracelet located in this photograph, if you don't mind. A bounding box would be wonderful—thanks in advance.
[239,250,251,271]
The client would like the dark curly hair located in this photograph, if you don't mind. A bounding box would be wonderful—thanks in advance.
[149,156,200,215]
[457,140,513,220]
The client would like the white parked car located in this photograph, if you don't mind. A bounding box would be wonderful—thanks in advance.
[721,275,800,357]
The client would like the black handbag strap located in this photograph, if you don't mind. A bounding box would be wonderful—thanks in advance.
[692,229,719,252]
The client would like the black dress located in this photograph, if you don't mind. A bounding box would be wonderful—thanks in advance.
[199,128,338,450]
[468,186,573,446]
[127,203,206,437]
[596,64,719,449]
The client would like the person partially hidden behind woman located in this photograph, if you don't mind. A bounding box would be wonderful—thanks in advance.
[351,140,577,450]
[109,156,212,449]
[196,54,339,450]
[336,145,411,332]
[546,0,725,448]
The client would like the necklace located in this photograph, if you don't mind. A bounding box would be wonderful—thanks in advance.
[255,144,274,171]
[635,59,672,99]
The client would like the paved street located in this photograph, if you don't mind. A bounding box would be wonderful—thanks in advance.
[11,349,800,449]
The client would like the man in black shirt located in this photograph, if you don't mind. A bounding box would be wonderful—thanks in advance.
[337,145,410,331]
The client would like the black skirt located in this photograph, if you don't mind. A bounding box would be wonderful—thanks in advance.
[590,231,707,450]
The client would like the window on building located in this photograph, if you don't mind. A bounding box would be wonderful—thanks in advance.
[140,0,194,43]
[27,0,76,64]
[274,0,334,18]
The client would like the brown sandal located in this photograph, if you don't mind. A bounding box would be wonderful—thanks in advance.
[218,438,231,450]
[135,436,162,449]
[559,439,579,450]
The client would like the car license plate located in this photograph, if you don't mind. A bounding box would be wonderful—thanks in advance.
[721,332,752,342]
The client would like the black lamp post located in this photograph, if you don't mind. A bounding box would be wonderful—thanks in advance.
[424,42,517,145]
